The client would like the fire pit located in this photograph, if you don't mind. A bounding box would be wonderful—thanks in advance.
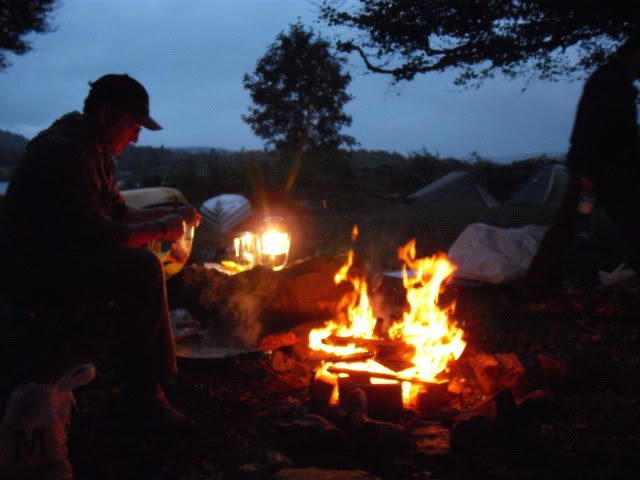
[304,226,467,413]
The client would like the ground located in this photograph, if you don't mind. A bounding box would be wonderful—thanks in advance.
[62,278,640,480]
[4,187,640,479]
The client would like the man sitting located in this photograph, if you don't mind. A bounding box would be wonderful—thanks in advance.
[2,74,200,429]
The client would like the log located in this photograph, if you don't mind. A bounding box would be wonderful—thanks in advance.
[322,336,415,371]
[324,336,411,350]
[415,382,453,417]
[327,366,436,386]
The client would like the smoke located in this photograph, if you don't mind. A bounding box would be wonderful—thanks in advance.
[223,286,270,348]
[217,267,281,348]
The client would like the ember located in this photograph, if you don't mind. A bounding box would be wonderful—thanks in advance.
[309,227,467,408]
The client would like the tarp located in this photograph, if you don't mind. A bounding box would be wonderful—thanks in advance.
[447,223,548,285]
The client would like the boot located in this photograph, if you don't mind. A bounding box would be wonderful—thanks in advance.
[116,383,197,434]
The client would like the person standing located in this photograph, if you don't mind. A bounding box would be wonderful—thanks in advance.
[524,34,640,297]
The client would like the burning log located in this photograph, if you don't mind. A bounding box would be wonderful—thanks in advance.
[326,366,437,386]
[322,336,415,372]
[323,336,411,350]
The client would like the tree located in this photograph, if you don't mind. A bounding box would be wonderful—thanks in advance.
[0,0,58,70]
[243,22,355,153]
[318,0,639,85]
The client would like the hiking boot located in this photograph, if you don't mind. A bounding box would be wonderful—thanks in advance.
[115,384,198,434]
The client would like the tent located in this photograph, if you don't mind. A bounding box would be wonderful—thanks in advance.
[505,164,569,206]
[405,171,499,207]
[200,194,252,236]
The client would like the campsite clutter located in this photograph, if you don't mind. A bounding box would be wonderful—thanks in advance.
[1,161,639,478]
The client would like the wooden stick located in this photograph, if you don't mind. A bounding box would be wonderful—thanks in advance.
[327,365,438,386]
[324,336,411,350]
[324,352,375,363]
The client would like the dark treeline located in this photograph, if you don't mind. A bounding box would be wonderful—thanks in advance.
[0,129,562,204]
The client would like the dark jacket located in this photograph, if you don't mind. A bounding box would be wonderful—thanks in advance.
[4,112,131,258]
[566,57,639,181]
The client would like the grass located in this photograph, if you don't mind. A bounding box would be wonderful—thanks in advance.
[191,183,625,282]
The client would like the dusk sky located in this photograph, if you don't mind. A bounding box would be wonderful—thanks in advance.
[0,0,588,161]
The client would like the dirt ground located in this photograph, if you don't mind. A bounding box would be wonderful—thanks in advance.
[59,273,640,480]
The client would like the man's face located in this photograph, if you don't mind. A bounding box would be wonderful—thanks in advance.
[100,110,142,155]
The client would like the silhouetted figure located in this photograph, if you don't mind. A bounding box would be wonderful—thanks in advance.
[1,74,200,430]
[524,34,640,297]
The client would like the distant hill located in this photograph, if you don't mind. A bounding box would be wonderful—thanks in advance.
[0,130,29,150]
[168,146,231,155]
[482,151,565,163]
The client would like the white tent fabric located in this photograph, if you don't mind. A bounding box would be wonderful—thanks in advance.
[200,194,252,236]
[406,171,500,207]
[505,164,569,206]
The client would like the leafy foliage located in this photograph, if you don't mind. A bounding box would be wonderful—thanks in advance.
[243,22,355,152]
[319,0,639,85]
[0,0,58,70]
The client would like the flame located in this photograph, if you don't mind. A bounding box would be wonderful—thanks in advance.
[259,229,290,255]
[228,224,291,273]
[258,228,290,271]
[309,232,466,407]
[351,224,359,242]
[220,259,251,273]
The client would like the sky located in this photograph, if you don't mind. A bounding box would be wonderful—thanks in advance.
[0,0,587,161]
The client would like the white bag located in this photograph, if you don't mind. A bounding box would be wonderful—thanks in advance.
[448,223,548,285]
[0,364,96,480]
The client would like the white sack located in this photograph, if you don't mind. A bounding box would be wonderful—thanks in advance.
[447,223,548,285]
[599,262,637,286]
[0,364,96,480]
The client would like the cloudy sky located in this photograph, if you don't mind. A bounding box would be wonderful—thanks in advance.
[0,0,586,160]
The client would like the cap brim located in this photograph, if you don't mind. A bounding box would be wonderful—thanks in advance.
[139,114,162,131]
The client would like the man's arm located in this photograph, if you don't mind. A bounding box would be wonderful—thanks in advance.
[121,205,201,225]
[121,214,185,247]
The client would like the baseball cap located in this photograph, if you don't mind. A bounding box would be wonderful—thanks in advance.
[87,74,162,130]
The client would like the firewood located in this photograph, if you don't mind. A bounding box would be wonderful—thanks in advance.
[415,382,453,417]
[309,377,337,412]
[337,379,403,420]
[324,336,410,350]
[327,366,435,386]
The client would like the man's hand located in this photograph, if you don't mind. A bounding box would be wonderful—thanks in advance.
[161,214,186,242]
[176,205,202,227]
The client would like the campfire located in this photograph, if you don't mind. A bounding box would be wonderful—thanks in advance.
[309,226,466,409]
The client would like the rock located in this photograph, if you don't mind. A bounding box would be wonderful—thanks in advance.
[412,422,451,456]
[450,389,519,454]
[469,352,525,394]
[450,415,496,454]
[272,415,350,452]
